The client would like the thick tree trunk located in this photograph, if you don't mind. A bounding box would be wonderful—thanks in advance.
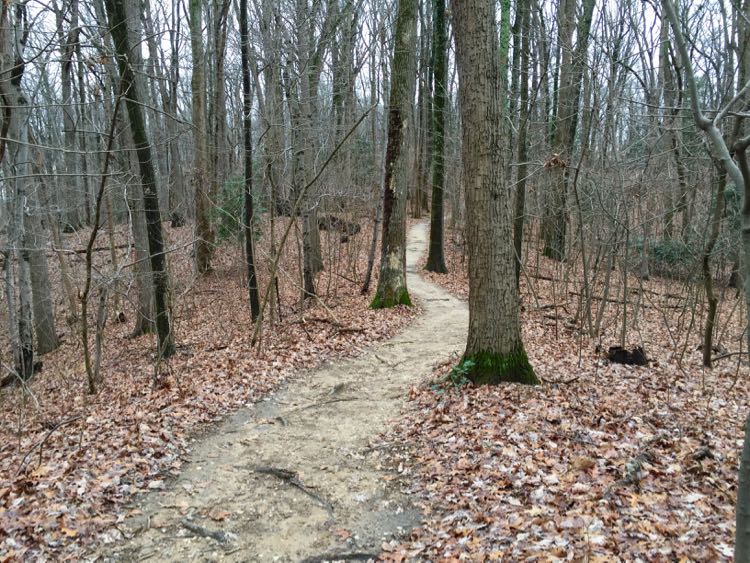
[425,0,448,274]
[127,170,156,337]
[105,0,174,359]
[738,411,750,562]
[371,0,417,309]
[299,2,324,279]
[451,0,537,385]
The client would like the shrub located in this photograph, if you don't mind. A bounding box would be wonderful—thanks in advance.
[213,177,265,242]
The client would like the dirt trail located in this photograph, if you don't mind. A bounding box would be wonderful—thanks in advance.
[102,223,468,562]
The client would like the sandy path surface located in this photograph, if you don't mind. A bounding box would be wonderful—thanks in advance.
[100,222,468,562]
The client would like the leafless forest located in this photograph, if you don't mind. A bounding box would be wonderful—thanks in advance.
[0,0,749,560]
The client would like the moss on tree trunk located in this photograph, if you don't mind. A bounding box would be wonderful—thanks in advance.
[370,286,412,309]
[460,349,538,386]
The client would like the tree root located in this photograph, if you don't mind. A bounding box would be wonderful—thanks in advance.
[253,466,334,515]
[180,518,232,544]
[300,552,379,563]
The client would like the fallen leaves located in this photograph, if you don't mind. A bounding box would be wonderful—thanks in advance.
[380,229,750,560]
[0,219,418,560]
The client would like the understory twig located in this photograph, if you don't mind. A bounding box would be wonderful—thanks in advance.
[15,415,83,477]
[712,351,747,362]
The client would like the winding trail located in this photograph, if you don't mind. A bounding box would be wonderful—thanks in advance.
[105,222,468,562]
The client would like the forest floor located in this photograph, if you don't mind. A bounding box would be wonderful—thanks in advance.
[3,220,749,561]
[379,225,750,561]
[91,221,467,562]
[0,218,418,561]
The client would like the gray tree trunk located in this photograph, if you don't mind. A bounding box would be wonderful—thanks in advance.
[240,0,260,320]
[26,187,59,354]
[190,0,213,273]
[208,0,231,225]
[541,0,595,261]
[1,1,35,379]
[371,0,418,309]
[57,0,83,231]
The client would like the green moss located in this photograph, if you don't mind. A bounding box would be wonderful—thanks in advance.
[459,348,538,385]
[370,286,412,309]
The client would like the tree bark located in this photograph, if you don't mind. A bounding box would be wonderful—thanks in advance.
[1,1,34,380]
[27,188,59,354]
[104,0,174,359]
[191,0,213,273]
[451,0,537,384]
[738,411,750,562]
[513,0,531,287]
[371,0,418,309]
[425,0,448,274]
[240,0,260,321]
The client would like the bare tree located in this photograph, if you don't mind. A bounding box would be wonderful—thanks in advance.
[191,0,213,273]
[425,0,448,274]
[240,0,260,320]
[541,0,595,261]
[104,0,174,359]
[1,0,35,380]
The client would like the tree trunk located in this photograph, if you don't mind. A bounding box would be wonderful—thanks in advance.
[371,0,418,309]
[104,0,174,359]
[208,0,231,222]
[191,0,213,273]
[451,0,537,385]
[541,0,595,261]
[738,411,750,562]
[425,0,448,274]
[702,166,726,367]
[659,1,689,241]
[1,1,34,379]
[513,0,531,287]
[240,0,260,321]
[27,189,59,354]
[57,0,83,231]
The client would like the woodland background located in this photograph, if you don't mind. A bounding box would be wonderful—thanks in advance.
[0,0,748,559]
